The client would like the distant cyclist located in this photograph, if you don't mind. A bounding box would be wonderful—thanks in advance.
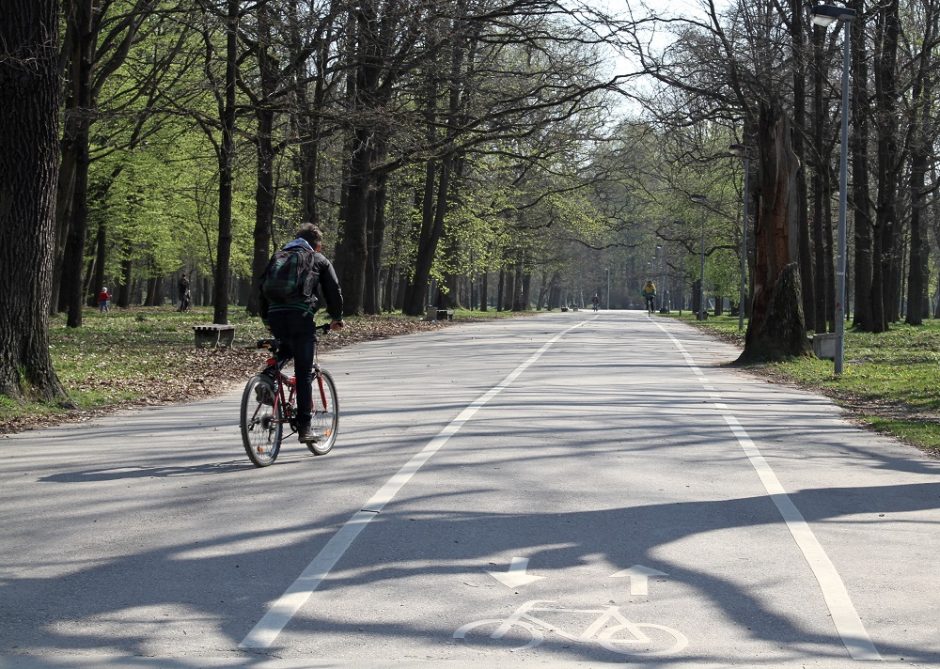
[591,293,600,311]
[642,280,657,314]
[258,223,344,443]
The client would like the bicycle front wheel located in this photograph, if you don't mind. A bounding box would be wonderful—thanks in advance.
[306,368,338,456]
[240,374,282,467]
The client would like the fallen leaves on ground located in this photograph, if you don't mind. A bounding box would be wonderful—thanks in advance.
[1,316,451,435]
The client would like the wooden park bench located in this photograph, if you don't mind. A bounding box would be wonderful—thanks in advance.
[193,324,236,348]
[425,307,455,322]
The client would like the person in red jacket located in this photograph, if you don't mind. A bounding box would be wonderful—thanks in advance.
[97,287,111,312]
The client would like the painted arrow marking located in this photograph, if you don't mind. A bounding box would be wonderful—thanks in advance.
[610,565,668,596]
[487,557,545,588]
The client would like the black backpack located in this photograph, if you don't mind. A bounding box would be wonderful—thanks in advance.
[261,247,313,303]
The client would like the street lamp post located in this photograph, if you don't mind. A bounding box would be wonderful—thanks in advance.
[812,3,856,375]
[690,194,707,319]
[729,144,750,331]
[655,244,666,313]
[606,267,610,310]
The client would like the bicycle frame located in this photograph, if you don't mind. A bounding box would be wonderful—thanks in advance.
[258,326,331,436]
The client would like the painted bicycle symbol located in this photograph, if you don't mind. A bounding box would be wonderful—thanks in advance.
[454,599,688,655]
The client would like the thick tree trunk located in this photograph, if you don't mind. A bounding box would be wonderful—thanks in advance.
[52,0,93,316]
[737,103,810,363]
[870,0,900,332]
[334,4,387,318]
[59,0,96,328]
[906,60,935,323]
[547,272,561,310]
[790,0,815,332]
[850,0,875,331]
[0,0,69,402]
[246,5,277,317]
[403,150,438,315]
[404,29,467,317]
[520,268,532,311]
[248,105,275,317]
[117,243,133,308]
[364,170,388,315]
[336,129,372,316]
[287,0,325,226]
[212,0,238,325]
[811,24,831,332]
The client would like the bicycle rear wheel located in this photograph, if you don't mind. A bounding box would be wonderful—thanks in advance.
[240,374,282,467]
[306,368,338,456]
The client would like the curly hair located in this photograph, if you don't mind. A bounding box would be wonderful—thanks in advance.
[296,223,323,245]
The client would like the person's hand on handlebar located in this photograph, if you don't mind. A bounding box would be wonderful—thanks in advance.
[329,319,345,331]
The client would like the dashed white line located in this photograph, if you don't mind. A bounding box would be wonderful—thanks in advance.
[652,319,881,662]
[239,319,589,650]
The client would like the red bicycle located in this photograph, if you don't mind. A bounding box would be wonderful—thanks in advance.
[239,323,339,467]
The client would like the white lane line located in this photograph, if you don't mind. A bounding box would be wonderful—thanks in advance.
[239,319,590,650]
[652,319,881,662]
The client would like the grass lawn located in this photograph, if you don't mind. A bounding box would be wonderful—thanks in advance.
[0,305,514,432]
[665,311,940,455]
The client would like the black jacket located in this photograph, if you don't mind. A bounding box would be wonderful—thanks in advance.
[259,240,343,322]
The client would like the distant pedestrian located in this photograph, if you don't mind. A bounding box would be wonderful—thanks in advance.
[97,287,111,312]
[177,273,190,312]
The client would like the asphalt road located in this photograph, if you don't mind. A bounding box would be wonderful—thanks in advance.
[1,311,938,669]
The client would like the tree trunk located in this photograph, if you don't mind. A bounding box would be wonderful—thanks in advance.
[246,4,277,318]
[365,170,388,314]
[0,0,69,402]
[117,243,133,308]
[88,217,107,308]
[248,104,275,317]
[289,0,329,226]
[790,0,815,332]
[850,0,875,331]
[212,0,238,325]
[403,145,438,315]
[811,23,831,332]
[403,24,467,317]
[496,268,505,311]
[547,272,561,310]
[52,0,93,316]
[905,1,938,325]
[336,126,373,316]
[737,102,811,363]
[870,0,900,332]
[59,0,97,328]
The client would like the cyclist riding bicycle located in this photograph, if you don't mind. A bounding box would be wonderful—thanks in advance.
[259,223,344,443]
[642,280,657,314]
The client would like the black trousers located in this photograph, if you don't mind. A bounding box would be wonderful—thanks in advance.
[266,310,316,428]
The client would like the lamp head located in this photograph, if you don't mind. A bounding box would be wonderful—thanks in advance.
[690,194,707,205]
[729,143,748,158]
[811,4,856,28]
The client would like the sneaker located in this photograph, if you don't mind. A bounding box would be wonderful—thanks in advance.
[297,427,319,443]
